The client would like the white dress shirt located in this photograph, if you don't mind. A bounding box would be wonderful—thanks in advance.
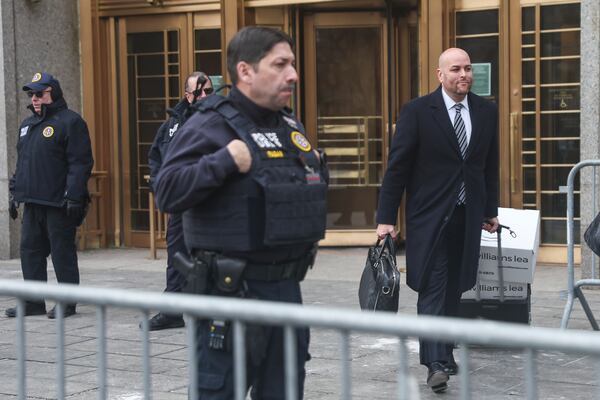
[441,88,472,145]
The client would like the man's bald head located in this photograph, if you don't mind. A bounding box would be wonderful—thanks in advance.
[436,47,472,102]
[438,48,470,69]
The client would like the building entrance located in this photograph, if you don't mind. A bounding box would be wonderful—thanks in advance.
[304,11,390,245]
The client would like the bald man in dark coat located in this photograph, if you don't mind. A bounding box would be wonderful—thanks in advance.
[376,48,499,393]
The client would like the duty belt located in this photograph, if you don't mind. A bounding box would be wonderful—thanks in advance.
[192,249,316,282]
[244,258,311,282]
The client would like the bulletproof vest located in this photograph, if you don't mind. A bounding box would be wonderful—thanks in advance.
[183,95,327,252]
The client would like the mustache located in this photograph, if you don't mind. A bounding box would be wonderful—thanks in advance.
[282,84,295,91]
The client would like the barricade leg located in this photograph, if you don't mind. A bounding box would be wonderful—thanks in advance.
[56,303,65,400]
[284,325,298,400]
[140,310,152,399]
[17,298,26,400]
[560,293,575,329]
[186,316,199,400]
[233,320,246,400]
[339,330,351,400]
[525,348,537,400]
[397,337,409,400]
[575,286,600,330]
[459,344,471,400]
[97,305,107,400]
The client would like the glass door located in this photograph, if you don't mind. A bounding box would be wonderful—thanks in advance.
[304,12,388,244]
[118,14,190,247]
[519,2,581,247]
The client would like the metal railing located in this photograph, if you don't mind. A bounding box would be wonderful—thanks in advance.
[560,160,600,329]
[3,279,600,400]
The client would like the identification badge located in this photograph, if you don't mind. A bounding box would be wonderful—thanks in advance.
[306,172,321,185]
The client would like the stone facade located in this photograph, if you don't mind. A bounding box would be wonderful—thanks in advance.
[0,0,81,259]
[580,0,600,278]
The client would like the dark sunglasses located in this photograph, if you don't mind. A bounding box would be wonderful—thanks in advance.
[27,89,50,98]
[190,87,214,97]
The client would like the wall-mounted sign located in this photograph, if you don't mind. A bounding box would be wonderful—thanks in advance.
[471,63,491,97]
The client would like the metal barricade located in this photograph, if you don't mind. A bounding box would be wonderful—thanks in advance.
[3,280,600,400]
[560,160,600,330]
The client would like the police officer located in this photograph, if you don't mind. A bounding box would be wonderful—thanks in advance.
[155,27,328,399]
[144,72,213,331]
[5,72,93,319]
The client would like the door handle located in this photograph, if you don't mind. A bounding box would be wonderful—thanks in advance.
[510,112,519,194]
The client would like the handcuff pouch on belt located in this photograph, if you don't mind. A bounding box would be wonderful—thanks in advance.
[214,256,247,294]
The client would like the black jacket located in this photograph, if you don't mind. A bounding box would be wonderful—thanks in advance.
[377,86,499,292]
[147,98,192,192]
[11,98,94,207]
[155,88,319,263]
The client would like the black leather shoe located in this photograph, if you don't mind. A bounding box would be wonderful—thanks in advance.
[5,302,46,318]
[444,360,459,375]
[47,304,77,319]
[427,361,449,393]
[143,312,185,331]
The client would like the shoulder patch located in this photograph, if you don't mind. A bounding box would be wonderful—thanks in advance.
[20,126,29,137]
[42,126,54,138]
[290,131,311,152]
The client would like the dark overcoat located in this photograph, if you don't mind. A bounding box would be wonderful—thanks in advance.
[376,86,499,293]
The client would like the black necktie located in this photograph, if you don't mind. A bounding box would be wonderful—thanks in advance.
[453,103,467,204]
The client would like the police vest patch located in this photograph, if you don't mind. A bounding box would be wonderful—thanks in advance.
[251,132,283,149]
[282,115,298,129]
[32,73,42,82]
[266,150,284,158]
[169,123,179,137]
[42,126,54,138]
[20,126,29,137]
[290,131,311,152]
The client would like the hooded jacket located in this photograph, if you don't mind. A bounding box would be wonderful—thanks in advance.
[10,96,94,207]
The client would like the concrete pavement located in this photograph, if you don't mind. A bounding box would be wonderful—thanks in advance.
[0,247,598,399]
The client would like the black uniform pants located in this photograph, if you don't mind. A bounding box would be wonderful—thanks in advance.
[417,205,466,365]
[165,213,187,293]
[194,279,309,400]
[20,203,79,285]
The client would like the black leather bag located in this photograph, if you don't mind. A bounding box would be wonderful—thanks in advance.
[584,211,600,256]
[358,235,400,312]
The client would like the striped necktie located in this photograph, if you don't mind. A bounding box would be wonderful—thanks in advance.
[453,103,467,204]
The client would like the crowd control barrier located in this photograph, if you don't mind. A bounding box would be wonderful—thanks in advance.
[560,160,600,330]
[2,279,600,400]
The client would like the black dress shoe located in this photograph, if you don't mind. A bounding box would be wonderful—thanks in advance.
[427,361,449,393]
[444,360,459,375]
[143,312,185,331]
[5,302,46,318]
[47,304,77,319]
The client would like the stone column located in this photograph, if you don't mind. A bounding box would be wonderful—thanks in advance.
[580,0,600,278]
[0,0,82,259]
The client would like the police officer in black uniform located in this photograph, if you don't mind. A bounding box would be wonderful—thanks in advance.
[5,72,93,319]
[144,71,213,331]
[155,27,328,399]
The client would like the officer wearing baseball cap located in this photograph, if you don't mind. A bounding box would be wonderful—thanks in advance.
[6,72,94,319]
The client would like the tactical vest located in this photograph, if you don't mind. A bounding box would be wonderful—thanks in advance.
[182,95,327,252]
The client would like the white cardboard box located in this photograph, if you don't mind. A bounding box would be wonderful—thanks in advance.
[462,279,529,301]
[476,207,540,284]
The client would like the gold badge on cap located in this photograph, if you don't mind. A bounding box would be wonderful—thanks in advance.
[42,126,54,138]
[32,73,42,82]
[290,131,311,152]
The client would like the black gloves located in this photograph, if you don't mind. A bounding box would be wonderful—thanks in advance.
[8,194,18,220]
[65,199,85,221]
